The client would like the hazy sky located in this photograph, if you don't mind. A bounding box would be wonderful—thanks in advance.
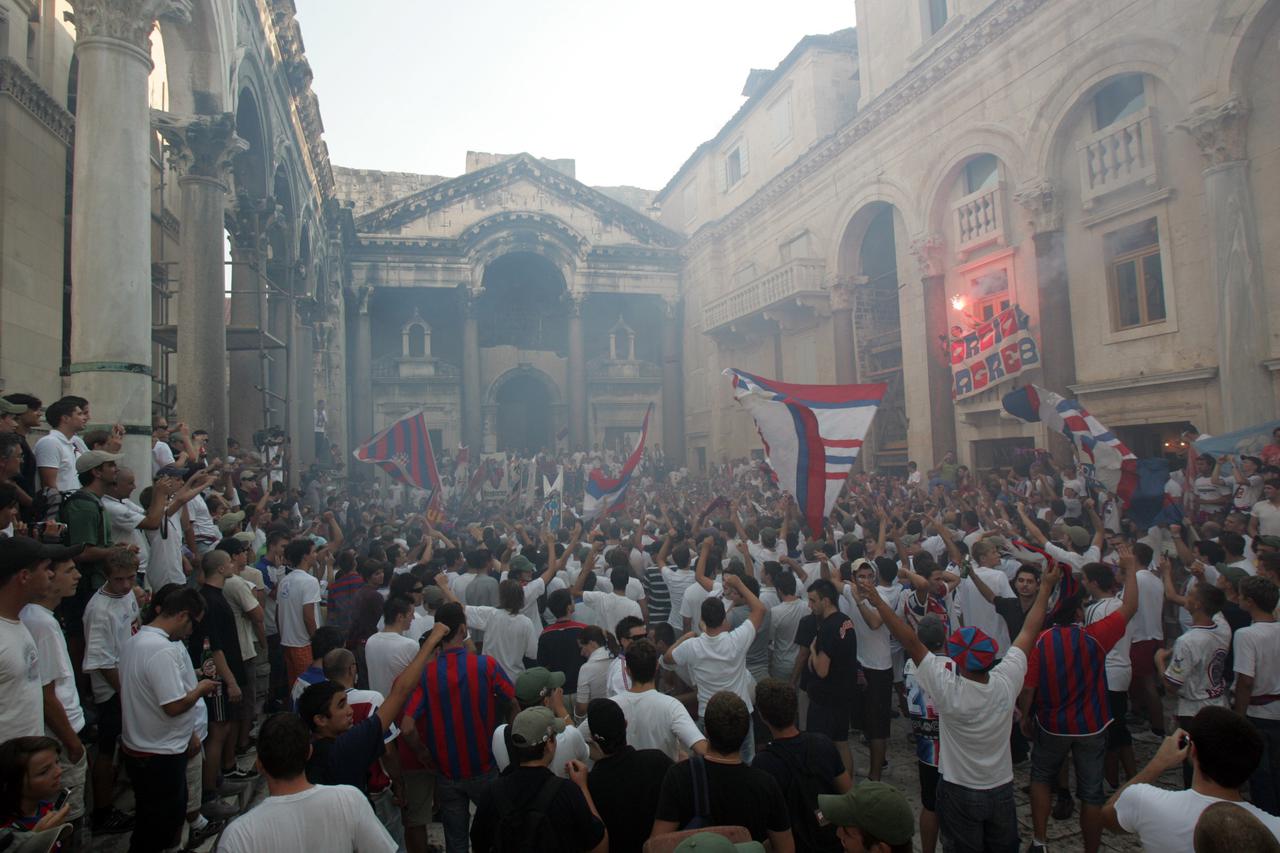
[295,1,854,190]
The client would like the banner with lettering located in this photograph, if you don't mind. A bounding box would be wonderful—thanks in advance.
[950,305,1040,400]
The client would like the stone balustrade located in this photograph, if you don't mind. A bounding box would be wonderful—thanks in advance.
[953,184,1005,256]
[1077,107,1158,208]
[703,258,826,331]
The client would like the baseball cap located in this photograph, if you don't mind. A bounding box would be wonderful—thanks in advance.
[586,698,626,748]
[422,586,445,609]
[1217,564,1249,588]
[947,625,998,673]
[508,554,535,576]
[232,531,256,545]
[0,536,85,579]
[1259,536,1280,551]
[514,667,566,706]
[75,449,122,474]
[672,834,764,853]
[1065,526,1091,549]
[816,782,915,845]
[509,706,565,748]
[217,510,246,534]
[0,398,27,415]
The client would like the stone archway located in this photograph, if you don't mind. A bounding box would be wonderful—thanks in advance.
[491,367,559,454]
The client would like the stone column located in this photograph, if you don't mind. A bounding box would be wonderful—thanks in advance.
[1014,181,1077,396]
[660,297,685,465]
[226,194,276,444]
[830,277,859,384]
[1179,100,1274,430]
[293,299,318,469]
[349,286,373,456]
[67,0,192,483]
[153,112,245,460]
[567,292,588,450]
[910,235,957,463]
[461,290,483,448]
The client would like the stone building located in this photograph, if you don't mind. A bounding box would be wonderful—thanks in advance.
[0,0,348,482]
[660,0,1280,471]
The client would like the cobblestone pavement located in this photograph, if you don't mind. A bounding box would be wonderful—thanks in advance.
[93,711,1180,852]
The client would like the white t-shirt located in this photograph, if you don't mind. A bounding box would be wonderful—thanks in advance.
[769,598,808,680]
[120,625,201,754]
[144,513,186,589]
[33,430,80,492]
[1165,619,1232,717]
[671,620,758,716]
[1084,595,1133,691]
[186,494,220,543]
[581,590,642,639]
[1131,570,1164,642]
[464,606,537,679]
[953,568,1014,659]
[1253,500,1280,537]
[217,784,397,853]
[277,569,322,648]
[364,631,419,698]
[1230,473,1265,511]
[224,574,261,661]
[82,587,140,703]
[576,646,613,707]
[490,723,589,778]
[607,689,706,761]
[1114,785,1280,853]
[21,603,84,733]
[0,617,44,743]
[913,647,1026,790]
[679,581,723,634]
[518,575,567,626]
[660,567,697,629]
[1234,621,1280,721]
[845,587,893,671]
[152,440,175,476]
[103,495,149,574]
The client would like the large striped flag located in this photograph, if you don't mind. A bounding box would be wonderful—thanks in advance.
[353,410,443,504]
[726,370,886,538]
[1002,384,1138,506]
[583,404,652,520]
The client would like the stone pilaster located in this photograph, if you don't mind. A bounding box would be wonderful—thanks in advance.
[348,286,373,474]
[830,277,858,384]
[153,111,245,459]
[67,0,193,485]
[566,291,587,450]
[1178,100,1273,429]
[226,193,278,444]
[461,290,483,449]
[909,234,957,464]
[293,298,319,468]
[660,296,685,465]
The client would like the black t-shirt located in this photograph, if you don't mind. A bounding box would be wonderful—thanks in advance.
[588,747,673,853]
[807,611,857,705]
[537,622,586,693]
[794,614,818,691]
[654,758,791,842]
[1222,601,1252,683]
[471,765,606,852]
[752,733,845,853]
[305,715,384,793]
[188,584,246,686]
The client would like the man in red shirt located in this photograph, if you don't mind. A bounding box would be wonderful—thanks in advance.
[1019,547,1140,853]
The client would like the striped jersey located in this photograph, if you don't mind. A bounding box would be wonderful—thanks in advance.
[1024,610,1127,735]
[403,647,515,780]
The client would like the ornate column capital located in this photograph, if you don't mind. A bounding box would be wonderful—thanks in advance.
[458,287,485,318]
[909,233,947,279]
[153,111,246,186]
[1013,179,1062,234]
[295,296,322,327]
[829,277,860,311]
[70,0,192,54]
[1177,99,1251,168]
[659,294,681,320]
[346,284,372,316]
[564,290,587,318]
[225,191,278,252]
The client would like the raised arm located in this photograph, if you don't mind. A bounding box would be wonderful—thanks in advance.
[693,538,715,592]
[724,572,765,631]
[863,583,926,664]
[380,623,449,730]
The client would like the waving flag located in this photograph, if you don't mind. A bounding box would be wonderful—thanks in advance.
[726,370,886,538]
[353,410,443,502]
[584,404,652,520]
[1002,384,1138,506]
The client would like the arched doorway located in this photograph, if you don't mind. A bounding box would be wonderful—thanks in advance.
[493,369,556,453]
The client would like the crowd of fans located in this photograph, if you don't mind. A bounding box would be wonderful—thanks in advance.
[3,390,1280,852]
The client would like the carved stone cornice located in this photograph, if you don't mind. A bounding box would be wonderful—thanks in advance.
[0,58,74,146]
[69,0,192,53]
[1013,179,1061,234]
[1177,99,1250,168]
[152,111,247,184]
[909,234,947,279]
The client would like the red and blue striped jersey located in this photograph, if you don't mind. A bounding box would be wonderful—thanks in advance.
[404,647,514,780]
[1024,610,1127,736]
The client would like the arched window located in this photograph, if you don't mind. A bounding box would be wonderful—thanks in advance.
[406,324,427,358]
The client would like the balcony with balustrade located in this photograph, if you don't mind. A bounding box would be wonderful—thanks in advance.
[1077,107,1159,209]
[702,258,829,335]
[952,183,1006,258]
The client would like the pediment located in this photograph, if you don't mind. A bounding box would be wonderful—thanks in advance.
[354,154,682,249]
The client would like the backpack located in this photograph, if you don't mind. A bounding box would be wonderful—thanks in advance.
[492,774,564,852]
[682,754,713,830]
[56,489,103,545]
[763,735,841,852]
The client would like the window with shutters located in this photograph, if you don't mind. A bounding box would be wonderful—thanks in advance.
[723,139,748,191]
[928,0,949,35]
[682,179,698,224]
[1105,218,1166,331]
[769,92,793,149]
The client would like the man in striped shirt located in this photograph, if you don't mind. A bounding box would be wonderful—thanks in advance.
[402,601,515,853]
[1019,549,1140,853]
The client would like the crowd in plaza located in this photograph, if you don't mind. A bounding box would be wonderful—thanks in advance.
[5,390,1280,852]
